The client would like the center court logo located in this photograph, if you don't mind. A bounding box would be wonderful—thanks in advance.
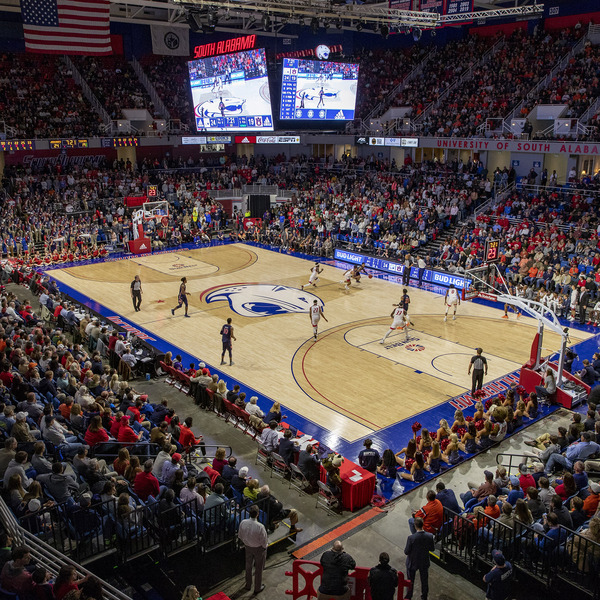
[204,284,323,317]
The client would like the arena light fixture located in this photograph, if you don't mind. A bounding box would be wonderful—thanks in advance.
[175,0,545,35]
[380,24,388,38]
[356,21,363,31]
[310,17,319,33]
[261,12,271,28]
[412,27,421,41]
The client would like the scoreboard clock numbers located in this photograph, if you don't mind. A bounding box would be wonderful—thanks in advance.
[485,239,500,262]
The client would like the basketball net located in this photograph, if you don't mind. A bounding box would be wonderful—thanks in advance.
[465,263,569,385]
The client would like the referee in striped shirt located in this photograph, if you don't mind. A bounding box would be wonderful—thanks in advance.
[468,348,488,395]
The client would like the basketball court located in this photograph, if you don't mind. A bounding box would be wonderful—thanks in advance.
[46,242,593,453]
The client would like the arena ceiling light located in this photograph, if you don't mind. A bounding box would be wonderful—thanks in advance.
[171,0,544,34]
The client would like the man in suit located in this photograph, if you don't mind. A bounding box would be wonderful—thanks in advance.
[404,517,435,600]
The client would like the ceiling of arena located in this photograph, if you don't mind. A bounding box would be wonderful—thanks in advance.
[0,0,544,36]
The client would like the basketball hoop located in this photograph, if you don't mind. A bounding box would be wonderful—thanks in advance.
[142,200,169,222]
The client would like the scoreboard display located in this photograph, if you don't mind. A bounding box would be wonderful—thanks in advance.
[485,239,500,262]
[111,138,139,147]
[0,140,35,151]
[280,58,359,121]
[49,139,89,149]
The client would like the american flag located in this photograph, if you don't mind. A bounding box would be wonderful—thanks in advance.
[20,0,112,55]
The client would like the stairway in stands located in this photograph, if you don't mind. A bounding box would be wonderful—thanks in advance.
[412,223,461,259]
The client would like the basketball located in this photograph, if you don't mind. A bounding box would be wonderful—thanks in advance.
[368,274,373,279]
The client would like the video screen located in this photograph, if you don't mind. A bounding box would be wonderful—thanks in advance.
[188,48,274,131]
[280,59,359,121]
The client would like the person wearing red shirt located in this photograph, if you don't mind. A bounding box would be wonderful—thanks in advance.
[117,416,142,444]
[179,417,206,458]
[84,416,110,447]
[409,490,444,535]
[518,465,536,493]
[133,460,161,501]
[582,483,600,517]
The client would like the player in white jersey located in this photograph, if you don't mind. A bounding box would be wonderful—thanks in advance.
[309,299,328,340]
[341,268,353,291]
[301,263,323,290]
[443,284,461,322]
[380,305,407,344]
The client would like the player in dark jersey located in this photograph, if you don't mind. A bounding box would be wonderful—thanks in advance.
[317,87,325,108]
[398,288,414,326]
[220,317,236,366]
[171,277,190,318]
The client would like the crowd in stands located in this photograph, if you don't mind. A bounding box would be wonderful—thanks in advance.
[534,40,600,121]
[0,54,103,139]
[140,56,193,128]
[415,28,586,138]
[0,153,491,265]
[390,35,494,130]
[0,23,597,142]
[0,273,313,585]
[351,47,428,120]
[73,57,160,122]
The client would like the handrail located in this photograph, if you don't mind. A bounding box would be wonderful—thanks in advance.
[62,56,111,127]
[130,56,171,121]
[495,452,536,474]
[506,28,589,120]
[91,441,233,461]
[0,496,132,600]
[359,47,437,129]
[414,36,505,126]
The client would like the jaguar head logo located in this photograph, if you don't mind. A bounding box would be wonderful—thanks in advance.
[202,284,323,318]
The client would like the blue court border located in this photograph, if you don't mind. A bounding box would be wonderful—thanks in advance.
[40,241,600,474]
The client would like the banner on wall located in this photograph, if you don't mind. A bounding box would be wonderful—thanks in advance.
[334,249,472,289]
[151,25,189,56]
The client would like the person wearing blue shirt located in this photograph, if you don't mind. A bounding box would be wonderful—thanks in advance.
[572,461,589,490]
[535,513,568,554]
[483,550,512,600]
[358,439,380,474]
[502,477,524,506]
[435,482,460,514]
[545,432,600,473]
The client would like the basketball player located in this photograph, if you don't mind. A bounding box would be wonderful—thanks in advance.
[219,97,226,118]
[340,268,353,291]
[309,299,328,341]
[130,275,142,312]
[301,263,323,290]
[444,284,460,321]
[220,317,236,365]
[502,283,521,319]
[317,87,325,108]
[171,277,191,317]
[399,288,412,322]
[380,304,407,345]
[351,264,366,284]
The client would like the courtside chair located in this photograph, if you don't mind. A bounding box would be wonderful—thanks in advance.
[269,452,290,481]
[289,463,310,496]
[316,480,338,515]
[255,444,271,472]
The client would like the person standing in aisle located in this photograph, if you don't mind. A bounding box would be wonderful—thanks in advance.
[237,504,267,595]
[404,517,435,600]
[368,552,398,600]
[130,275,142,312]
[220,317,236,366]
[468,347,488,396]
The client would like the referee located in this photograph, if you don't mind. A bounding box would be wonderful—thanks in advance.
[468,347,488,395]
[131,275,142,312]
